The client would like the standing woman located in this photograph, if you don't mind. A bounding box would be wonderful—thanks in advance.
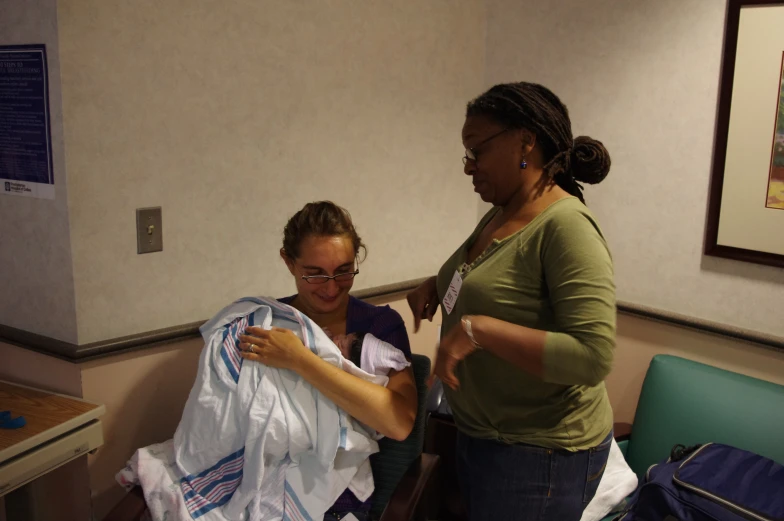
[408,82,616,521]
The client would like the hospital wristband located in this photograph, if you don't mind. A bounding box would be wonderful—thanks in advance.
[461,315,482,350]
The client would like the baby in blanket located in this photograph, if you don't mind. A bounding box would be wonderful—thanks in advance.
[116,327,408,521]
[329,331,409,377]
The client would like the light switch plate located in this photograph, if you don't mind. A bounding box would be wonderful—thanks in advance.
[136,207,163,254]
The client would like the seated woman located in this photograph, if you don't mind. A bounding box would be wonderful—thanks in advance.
[238,201,417,521]
[117,300,412,521]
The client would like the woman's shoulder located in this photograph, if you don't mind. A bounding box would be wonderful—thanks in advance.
[348,296,411,356]
[542,196,593,218]
[536,197,604,237]
[348,296,405,325]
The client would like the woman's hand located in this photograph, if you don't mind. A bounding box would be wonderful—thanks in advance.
[406,276,439,333]
[239,327,313,371]
[433,320,479,390]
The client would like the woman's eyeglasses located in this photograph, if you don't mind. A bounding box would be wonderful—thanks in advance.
[300,269,359,285]
[462,128,510,165]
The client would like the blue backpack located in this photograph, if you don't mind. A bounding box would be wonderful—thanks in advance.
[615,443,784,521]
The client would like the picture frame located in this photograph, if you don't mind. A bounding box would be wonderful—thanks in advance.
[705,0,784,268]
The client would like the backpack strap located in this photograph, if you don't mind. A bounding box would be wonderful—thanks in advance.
[670,443,703,462]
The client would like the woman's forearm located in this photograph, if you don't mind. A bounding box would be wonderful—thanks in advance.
[468,315,613,386]
[295,351,417,441]
[469,315,547,378]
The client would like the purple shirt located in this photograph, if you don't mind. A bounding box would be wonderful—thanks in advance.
[278,295,412,514]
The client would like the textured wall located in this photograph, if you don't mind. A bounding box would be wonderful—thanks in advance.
[0,0,78,342]
[56,0,486,343]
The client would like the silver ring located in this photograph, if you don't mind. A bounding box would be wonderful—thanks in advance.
[249,343,257,353]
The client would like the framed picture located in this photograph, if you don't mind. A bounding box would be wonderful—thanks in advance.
[705,0,784,268]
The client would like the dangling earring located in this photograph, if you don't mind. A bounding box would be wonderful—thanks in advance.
[520,158,527,170]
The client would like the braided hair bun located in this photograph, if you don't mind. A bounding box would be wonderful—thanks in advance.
[571,136,610,185]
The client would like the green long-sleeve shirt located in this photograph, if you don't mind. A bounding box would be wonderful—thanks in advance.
[437,197,616,450]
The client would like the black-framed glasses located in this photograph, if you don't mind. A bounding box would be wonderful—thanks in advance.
[462,128,510,165]
[300,269,359,285]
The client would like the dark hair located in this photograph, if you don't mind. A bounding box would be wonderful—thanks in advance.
[282,201,366,260]
[466,82,611,203]
[348,332,365,367]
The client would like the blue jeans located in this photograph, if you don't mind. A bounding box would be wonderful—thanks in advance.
[456,431,612,521]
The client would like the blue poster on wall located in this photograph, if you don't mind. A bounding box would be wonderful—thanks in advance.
[0,44,54,199]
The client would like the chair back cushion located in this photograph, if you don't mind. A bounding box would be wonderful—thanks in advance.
[369,354,431,518]
[626,355,784,476]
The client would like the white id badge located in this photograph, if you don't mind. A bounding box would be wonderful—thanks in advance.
[442,270,463,315]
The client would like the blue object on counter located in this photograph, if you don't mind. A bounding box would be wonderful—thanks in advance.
[0,410,26,429]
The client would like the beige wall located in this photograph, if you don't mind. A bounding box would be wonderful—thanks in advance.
[56,0,486,345]
[0,341,81,396]
[80,338,203,518]
[484,0,784,338]
[0,0,78,343]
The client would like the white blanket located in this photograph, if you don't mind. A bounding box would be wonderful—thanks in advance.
[116,440,191,520]
[117,437,637,521]
[120,297,392,521]
[580,438,638,521]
